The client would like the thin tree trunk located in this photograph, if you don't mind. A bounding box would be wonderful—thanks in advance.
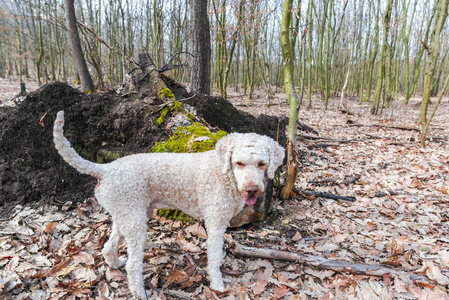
[306,0,313,110]
[358,0,372,104]
[370,0,393,115]
[280,0,300,199]
[406,1,437,103]
[323,0,333,109]
[419,0,449,147]
[65,0,95,92]
[365,0,381,102]
[340,0,357,110]
[190,0,211,95]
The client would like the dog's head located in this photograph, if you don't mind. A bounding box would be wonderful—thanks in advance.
[215,133,284,205]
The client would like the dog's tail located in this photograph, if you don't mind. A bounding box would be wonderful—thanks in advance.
[53,111,103,177]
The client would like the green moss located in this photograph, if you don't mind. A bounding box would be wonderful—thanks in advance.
[170,101,184,113]
[96,150,123,164]
[156,106,169,126]
[155,101,185,126]
[158,209,193,222]
[152,123,228,153]
[159,87,175,101]
[187,112,195,123]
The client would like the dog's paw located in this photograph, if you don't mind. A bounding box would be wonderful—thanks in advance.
[210,281,225,292]
[130,287,151,299]
[114,255,127,269]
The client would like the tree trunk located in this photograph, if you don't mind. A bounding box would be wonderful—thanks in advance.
[306,0,313,109]
[419,0,449,148]
[280,0,300,199]
[189,0,211,95]
[323,0,333,109]
[65,0,95,92]
[365,0,380,103]
[406,1,436,104]
[370,0,393,115]
[358,0,372,104]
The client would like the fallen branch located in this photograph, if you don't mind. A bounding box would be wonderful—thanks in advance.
[232,242,396,277]
[298,134,357,143]
[347,123,420,132]
[231,241,432,286]
[295,189,356,202]
[308,178,339,185]
[297,121,319,135]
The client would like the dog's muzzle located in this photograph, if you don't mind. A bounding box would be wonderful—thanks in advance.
[243,185,259,205]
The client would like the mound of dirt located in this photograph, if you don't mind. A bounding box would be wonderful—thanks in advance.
[0,81,286,218]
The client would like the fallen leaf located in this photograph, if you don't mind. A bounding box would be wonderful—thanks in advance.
[165,269,189,284]
[105,269,126,282]
[39,112,47,127]
[48,258,74,277]
[253,279,267,295]
[273,285,289,299]
[45,222,58,234]
[72,252,95,266]
[383,273,391,286]
[332,233,348,243]
[438,250,449,267]
[412,280,436,289]
[72,266,98,282]
[425,261,449,285]
[292,231,302,241]
[393,277,408,293]
[177,239,201,253]
[185,223,208,239]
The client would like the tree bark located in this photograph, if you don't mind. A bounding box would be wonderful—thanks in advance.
[370,0,393,115]
[419,0,449,147]
[189,0,211,95]
[65,0,95,92]
[280,0,300,199]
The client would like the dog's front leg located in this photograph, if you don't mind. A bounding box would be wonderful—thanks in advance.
[205,220,227,292]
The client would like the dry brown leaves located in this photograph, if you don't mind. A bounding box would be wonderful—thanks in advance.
[1,86,448,299]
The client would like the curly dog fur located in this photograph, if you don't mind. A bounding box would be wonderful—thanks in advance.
[53,111,284,298]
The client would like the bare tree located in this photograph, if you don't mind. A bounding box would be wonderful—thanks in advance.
[280,0,300,199]
[419,0,449,147]
[189,0,211,94]
[65,0,95,92]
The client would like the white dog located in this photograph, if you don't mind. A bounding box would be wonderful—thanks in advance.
[53,111,284,298]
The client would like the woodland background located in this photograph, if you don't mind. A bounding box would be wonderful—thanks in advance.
[1,0,448,107]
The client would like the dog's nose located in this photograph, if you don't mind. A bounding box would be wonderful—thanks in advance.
[245,185,259,193]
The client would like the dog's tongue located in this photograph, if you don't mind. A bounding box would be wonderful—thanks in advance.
[244,195,258,206]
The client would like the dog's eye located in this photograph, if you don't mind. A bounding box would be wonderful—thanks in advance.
[236,162,245,167]
[258,162,266,168]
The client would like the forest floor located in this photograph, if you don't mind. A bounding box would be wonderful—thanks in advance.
[1,79,449,299]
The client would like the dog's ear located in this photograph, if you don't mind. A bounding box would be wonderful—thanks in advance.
[266,139,285,179]
[215,134,234,175]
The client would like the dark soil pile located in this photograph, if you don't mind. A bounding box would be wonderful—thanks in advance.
[0,81,286,218]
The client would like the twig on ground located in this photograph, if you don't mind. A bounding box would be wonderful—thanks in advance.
[297,122,319,135]
[232,240,431,284]
[298,134,357,144]
[347,123,420,132]
[232,241,397,276]
[295,189,356,202]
